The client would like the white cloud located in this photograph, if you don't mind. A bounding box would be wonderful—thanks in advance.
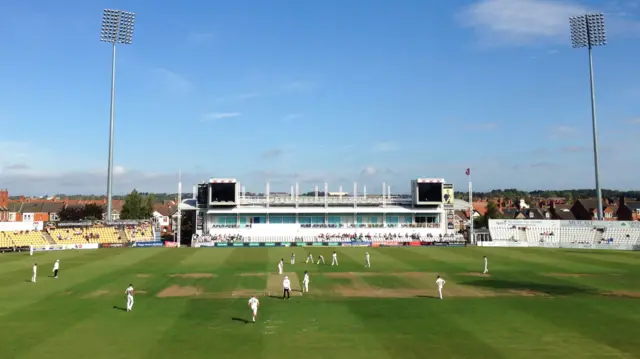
[627,117,640,124]
[360,166,377,176]
[187,31,215,44]
[459,0,588,46]
[214,92,260,103]
[282,113,303,121]
[549,125,578,139]
[151,68,191,94]
[202,112,242,121]
[372,141,399,152]
[465,122,498,130]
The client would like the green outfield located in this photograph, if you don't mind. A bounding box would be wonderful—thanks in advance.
[1,247,639,359]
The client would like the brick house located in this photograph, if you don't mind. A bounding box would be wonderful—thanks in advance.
[616,197,640,221]
[0,189,8,221]
[571,199,616,220]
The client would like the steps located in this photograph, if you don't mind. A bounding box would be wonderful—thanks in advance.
[43,231,57,245]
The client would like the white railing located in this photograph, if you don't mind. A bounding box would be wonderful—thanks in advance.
[238,195,413,206]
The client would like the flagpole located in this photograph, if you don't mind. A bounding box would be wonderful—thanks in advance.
[177,169,182,248]
[468,170,474,244]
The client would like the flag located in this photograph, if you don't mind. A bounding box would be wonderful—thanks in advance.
[465,168,470,176]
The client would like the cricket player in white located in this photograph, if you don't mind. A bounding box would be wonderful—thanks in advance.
[331,251,338,266]
[31,263,37,283]
[436,276,446,300]
[483,256,488,274]
[52,260,60,279]
[290,253,295,265]
[125,284,134,312]
[282,276,291,299]
[278,259,284,275]
[248,296,259,322]
[303,271,310,293]
[29,245,34,256]
[365,252,371,268]
[306,253,314,264]
[317,254,325,264]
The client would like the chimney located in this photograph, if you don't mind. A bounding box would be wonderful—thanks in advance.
[620,196,625,208]
[20,195,25,201]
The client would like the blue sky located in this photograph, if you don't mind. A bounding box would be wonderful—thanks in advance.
[0,0,639,195]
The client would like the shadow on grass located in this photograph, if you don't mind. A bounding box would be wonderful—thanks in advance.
[232,317,250,324]
[112,306,127,311]
[460,279,595,296]
[415,295,439,299]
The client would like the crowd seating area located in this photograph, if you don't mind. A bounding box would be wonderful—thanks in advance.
[125,224,154,242]
[48,227,123,245]
[195,232,465,244]
[489,222,640,247]
[0,224,153,247]
[209,223,442,229]
[0,230,49,247]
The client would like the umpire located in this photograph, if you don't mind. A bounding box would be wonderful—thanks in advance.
[282,276,291,300]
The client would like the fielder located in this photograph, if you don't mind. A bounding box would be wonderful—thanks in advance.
[52,259,60,279]
[278,259,284,275]
[331,251,338,266]
[436,276,446,300]
[365,252,371,268]
[317,254,325,264]
[303,271,310,293]
[290,253,295,265]
[125,284,134,312]
[305,253,314,264]
[282,276,291,300]
[248,296,259,322]
[483,256,488,274]
[31,263,37,283]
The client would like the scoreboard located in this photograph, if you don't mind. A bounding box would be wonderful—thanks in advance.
[195,178,239,207]
[411,179,454,207]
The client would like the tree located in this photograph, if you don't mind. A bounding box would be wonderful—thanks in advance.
[485,200,502,220]
[83,203,104,220]
[120,190,153,220]
[58,206,82,221]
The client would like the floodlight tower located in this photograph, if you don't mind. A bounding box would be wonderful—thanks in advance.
[569,13,606,221]
[100,9,136,221]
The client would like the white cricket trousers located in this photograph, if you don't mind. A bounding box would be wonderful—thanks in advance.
[483,266,488,274]
[31,273,37,283]
[438,288,443,300]
[278,266,283,274]
[127,295,134,311]
[303,282,309,292]
[306,257,314,264]
[365,259,370,267]
[331,258,338,266]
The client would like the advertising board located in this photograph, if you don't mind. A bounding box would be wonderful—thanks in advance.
[132,241,163,248]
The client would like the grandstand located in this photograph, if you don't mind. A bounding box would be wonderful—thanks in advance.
[125,223,154,242]
[0,230,49,247]
[48,226,124,245]
[488,219,640,248]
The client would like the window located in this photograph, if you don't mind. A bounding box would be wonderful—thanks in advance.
[9,213,16,221]
[605,212,612,218]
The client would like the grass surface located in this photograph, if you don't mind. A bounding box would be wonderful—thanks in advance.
[1,247,639,359]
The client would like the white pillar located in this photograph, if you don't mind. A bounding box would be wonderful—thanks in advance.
[353,182,357,208]
[324,182,328,208]
[314,185,319,201]
[363,185,367,199]
[266,182,270,209]
[382,182,386,206]
[388,185,391,200]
